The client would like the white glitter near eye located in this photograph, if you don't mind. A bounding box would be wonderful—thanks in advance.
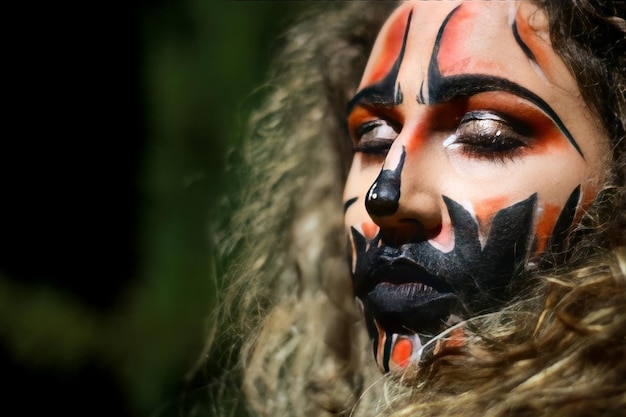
[507,3,516,25]
[378,123,397,139]
[442,134,457,148]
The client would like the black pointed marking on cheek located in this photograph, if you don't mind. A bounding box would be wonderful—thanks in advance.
[365,147,406,217]
[344,197,358,214]
[551,185,581,237]
[350,226,368,276]
[547,185,581,253]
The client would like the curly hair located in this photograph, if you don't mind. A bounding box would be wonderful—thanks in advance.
[204,1,626,416]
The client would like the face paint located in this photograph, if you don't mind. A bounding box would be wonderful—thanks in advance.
[343,1,609,373]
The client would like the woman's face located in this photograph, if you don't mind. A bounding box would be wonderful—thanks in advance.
[343,0,609,373]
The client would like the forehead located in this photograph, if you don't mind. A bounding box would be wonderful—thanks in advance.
[354,0,608,160]
[360,1,569,96]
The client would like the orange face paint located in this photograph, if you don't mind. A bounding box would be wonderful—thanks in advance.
[473,196,510,240]
[361,5,412,87]
[391,337,413,369]
[465,93,573,155]
[361,221,379,240]
[514,7,554,76]
[534,203,563,253]
[437,3,507,76]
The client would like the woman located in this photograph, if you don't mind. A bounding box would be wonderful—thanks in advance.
[208,1,625,416]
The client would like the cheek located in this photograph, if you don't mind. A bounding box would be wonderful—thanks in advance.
[471,184,590,256]
[344,155,383,207]
[343,155,383,234]
[444,148,590,251]
[445,140,588,198]
[533,203,563,253]
[472,196,510,243]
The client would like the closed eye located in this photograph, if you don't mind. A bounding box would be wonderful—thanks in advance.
[353,120,399,155]
[445,110,530,162]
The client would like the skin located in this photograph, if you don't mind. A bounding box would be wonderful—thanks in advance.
[343,1,609,373]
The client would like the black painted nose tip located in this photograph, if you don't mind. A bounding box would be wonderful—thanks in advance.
[366,169,401,217]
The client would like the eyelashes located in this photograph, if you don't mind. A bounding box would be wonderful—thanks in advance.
[445,110,530,161]
[352,110,531,161]
[353,120,398,155]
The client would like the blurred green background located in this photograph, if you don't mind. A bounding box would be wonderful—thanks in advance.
[1,1,305,415]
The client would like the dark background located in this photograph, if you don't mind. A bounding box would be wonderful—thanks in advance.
[1,1,305,415]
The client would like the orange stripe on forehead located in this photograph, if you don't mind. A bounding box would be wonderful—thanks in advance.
[362,5,413,86]
[436,3,507,75]
[514,9,554,76]
[436,3,478,75]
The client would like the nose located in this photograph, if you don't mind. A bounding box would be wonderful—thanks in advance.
[365,145,442,245]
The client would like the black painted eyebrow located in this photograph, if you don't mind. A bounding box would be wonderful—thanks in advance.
[347,9,413,116]
[347,89,397,116]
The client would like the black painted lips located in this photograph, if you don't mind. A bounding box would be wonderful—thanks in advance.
[356,262,459,335]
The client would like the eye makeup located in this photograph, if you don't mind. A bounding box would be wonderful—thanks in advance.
[444,110,531,162]
[354,120,399,155]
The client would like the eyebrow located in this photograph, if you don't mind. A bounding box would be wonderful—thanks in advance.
[348,73,583,158]
[347,9,413,116]
[346,86,397,115]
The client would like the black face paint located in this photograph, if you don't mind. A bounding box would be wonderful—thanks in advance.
[346,10,412,115]
[351,194,537,338]
[550,185,581,245]
[539,185,582,267]
[344,196,358,214]
[366,147,406,217]
[512,20,537,63]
